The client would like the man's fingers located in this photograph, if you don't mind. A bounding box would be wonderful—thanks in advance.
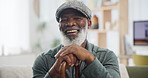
[60,49,75,57]
[55,46,69,58]
[63,55,72,66]
[50,56,64,75]
[69,54,76,66]
[56,44,78,58]
[62,54,78,67]
[57,46,73,58]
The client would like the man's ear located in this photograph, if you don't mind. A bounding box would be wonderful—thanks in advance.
[88,20,92,29]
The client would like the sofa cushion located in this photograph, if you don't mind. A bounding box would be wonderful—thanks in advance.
[0,65,32,78]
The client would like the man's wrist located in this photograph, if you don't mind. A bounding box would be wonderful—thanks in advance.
[85,54,95,65]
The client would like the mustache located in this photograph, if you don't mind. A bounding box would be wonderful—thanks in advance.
[61,26,81,33]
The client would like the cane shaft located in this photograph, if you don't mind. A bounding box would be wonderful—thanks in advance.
[61,61,80,78]
[61,61,66,78]
[75,65,80,78]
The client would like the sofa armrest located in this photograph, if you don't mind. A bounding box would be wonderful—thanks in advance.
[119,64,129,78]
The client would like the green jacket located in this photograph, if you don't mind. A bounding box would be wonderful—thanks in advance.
[32,41,120,78]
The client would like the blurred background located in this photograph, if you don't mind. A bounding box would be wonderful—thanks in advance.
[0,0,148,68]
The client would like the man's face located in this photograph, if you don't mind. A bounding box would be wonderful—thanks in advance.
[59,9,90,46]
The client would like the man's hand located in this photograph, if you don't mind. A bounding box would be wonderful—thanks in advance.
[49,54,78,78]
[55,43,95,65]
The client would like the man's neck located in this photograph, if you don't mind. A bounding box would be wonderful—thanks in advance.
[81,40,87,48]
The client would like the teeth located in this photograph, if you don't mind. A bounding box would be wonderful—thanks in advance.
[67,30,77,33]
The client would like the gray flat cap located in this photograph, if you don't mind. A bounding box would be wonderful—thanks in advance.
[56,1,92,22]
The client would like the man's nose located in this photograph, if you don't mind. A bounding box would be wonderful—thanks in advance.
[66,19,76,26]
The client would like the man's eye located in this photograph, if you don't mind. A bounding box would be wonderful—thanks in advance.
[60,19,67,22]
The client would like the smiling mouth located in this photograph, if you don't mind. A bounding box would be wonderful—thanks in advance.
[67,30,77,33]
[65,29,79,36]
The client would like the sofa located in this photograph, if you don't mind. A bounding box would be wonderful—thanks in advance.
[126,66,148,78]
[0,65,32,78]
[0,64,129,78]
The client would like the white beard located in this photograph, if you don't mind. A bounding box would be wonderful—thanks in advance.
[60,21,88,46]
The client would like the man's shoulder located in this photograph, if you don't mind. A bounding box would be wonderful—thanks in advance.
[88,42,115,57]
[88,42,112,53]
[88,43,117,63]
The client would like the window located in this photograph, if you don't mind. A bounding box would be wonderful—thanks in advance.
[0,0,30,56]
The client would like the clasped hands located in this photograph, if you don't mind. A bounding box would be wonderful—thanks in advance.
[49,43,95,77]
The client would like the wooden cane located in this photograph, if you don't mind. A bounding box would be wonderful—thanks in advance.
[60,61,80,78]
[61,61,67,78]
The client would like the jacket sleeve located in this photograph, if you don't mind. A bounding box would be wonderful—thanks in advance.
[32,54,52,78]
[82,51,120,78]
